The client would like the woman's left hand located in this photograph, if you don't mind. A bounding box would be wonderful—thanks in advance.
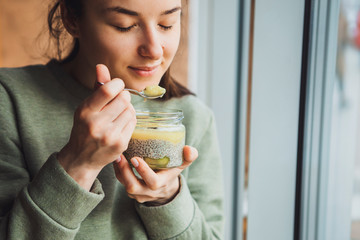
[113,145,198,205]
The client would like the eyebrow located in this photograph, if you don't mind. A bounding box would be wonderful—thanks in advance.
[106,6,181,16]
[162,7,182,15]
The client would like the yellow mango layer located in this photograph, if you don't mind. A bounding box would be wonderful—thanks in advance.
[131,129,185,144]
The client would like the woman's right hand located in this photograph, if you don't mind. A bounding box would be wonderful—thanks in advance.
[57,64,137,191]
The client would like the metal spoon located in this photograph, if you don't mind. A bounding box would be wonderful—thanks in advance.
[126,88,166,99]
[95,82,165,99]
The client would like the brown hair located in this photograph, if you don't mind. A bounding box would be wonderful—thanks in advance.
[47,0,194,100]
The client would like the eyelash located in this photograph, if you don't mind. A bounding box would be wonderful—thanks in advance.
[115,24,173,32]
[116,25,136,32]
[159,25,173,31]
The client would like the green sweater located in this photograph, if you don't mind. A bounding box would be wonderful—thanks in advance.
[0,60,224,240]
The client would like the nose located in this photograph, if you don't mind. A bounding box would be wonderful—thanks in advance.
[138,27,163,60]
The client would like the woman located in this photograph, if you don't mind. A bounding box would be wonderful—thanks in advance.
[0,0,224,239]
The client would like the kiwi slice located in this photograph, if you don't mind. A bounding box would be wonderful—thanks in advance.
[144,156,170,169]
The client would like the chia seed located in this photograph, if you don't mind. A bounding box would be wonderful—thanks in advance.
[124,138,185,169]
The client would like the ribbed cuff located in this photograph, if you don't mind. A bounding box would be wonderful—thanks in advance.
[28,153,104,229]
[135,174,195,239]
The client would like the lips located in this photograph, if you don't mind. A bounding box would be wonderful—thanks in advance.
[128,65,160,77]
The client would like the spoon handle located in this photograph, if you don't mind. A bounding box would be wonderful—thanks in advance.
[95,82,146,98]
[124,88,140,95]
[124,88,145,97]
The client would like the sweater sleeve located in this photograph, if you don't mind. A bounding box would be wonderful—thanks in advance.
[0,83,105,240]
[135,111,224,239]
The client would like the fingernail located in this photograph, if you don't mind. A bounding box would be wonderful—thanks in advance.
[189,146,198,159]
[131,158,139,168]
[115,156,122,163]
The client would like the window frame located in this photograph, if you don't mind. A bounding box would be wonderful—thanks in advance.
[299,0,341,239]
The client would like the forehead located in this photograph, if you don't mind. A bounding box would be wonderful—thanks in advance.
[91,0,182,15]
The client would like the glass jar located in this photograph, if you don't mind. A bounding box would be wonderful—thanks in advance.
[124,108,185,170]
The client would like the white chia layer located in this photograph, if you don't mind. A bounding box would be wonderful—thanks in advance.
[124,138,184,168]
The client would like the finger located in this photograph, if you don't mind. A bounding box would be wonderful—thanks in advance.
[113,105,136,130]
[121,108,137,134]
[108,106,136,139]
[100,90,132,121]
[112,111,137,154]
[86,78,125,112]
[130,157,161,190]
[96,64,111,85]
[113,155,125,184]
[102,109,135,155]
[180,145,198,169]
[117,154,144,195]
[115,110,137,145]
[157,145,198,178]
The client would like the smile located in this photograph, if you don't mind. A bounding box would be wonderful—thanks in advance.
[128,65,160,77]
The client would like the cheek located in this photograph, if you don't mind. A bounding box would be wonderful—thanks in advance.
[82,29,137,63]
[79,28,111,60]
[163,32,181,60]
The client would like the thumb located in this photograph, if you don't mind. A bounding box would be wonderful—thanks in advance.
[94,64,111,89]
[183,145,198,166]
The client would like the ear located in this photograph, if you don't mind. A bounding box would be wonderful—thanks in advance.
[60,2,80,38]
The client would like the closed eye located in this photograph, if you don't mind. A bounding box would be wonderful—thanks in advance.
[115,25,136,32]
[159,25,173,31]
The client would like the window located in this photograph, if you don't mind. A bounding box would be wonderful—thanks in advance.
[300,0,360,239]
